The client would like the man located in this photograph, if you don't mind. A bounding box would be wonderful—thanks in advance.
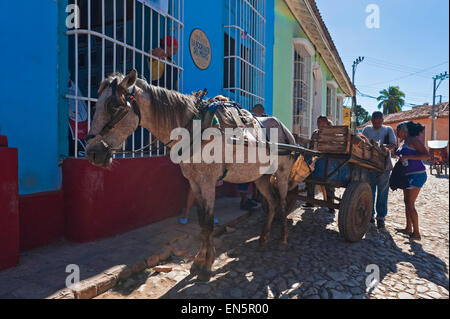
[362,111,397,229]
[251,104,267,117]
[303,116,335,212]
[238,103,267,210]
[149,36,179,90]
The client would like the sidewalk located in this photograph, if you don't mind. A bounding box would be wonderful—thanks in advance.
[0,197,254,299]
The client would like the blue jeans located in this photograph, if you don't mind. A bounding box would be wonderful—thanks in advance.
[370,171,391,220]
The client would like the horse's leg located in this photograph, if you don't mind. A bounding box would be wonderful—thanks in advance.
[254,176,277,249]
[277,177,289,248]
[189,181,216,281]
[275,160,293,249]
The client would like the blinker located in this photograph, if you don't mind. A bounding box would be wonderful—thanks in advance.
[111,78,118,95]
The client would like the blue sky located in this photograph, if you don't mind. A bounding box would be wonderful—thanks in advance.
[315,0,449,114]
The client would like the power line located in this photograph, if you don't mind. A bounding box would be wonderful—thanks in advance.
[361,61,449,87]
[343,56,449,77]
[363,61,431,79]
[364,57,445,76]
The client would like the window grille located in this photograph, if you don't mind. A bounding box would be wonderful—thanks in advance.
[292,44,311,138]
[67,0,184,158]
[336,95,344,125]
[224,0,266,112]
[326,84,337,124]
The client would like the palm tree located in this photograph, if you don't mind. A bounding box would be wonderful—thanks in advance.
[377,86,405,115]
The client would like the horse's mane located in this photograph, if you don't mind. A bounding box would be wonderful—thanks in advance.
[100,73,199,130]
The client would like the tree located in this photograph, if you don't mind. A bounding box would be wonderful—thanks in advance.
[377,86,405,115]
[356,104,371,126]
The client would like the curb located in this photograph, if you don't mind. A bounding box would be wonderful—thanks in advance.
[47,209,256,299]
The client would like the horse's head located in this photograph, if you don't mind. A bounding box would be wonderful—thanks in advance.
[85,69,139,167]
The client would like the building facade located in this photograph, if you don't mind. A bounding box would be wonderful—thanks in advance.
[272,0,353,139]
[0,0,351,268]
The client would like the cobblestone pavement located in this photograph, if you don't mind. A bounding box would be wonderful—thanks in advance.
[97,170,449,299]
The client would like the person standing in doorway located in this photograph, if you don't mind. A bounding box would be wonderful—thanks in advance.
[251,103,267,117]
[149,36,179,90]
[362,111,397,229]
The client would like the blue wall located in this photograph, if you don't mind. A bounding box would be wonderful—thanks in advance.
[0,0,67,195]
[0,0,273,195]
[183,0,226,99]
[265,0,275,116]
[183,0,274,115]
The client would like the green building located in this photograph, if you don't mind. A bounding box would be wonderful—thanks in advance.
[271,0,354,140]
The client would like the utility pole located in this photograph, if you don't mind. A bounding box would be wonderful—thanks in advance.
[351,56,364,133]
[431,71,449,140]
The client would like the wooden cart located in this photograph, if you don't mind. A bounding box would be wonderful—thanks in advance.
[281,126,390,242]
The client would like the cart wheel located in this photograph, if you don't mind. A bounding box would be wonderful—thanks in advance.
[338,182,373,242]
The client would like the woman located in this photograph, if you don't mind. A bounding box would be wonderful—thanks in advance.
[395,121,430,240]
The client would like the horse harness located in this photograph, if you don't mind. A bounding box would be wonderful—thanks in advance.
[85,78,141,152]
[85,83,291,156]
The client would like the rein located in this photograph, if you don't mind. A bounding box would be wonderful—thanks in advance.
[85,80,141,153]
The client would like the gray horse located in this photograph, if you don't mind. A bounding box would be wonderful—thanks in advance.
[85,69,313,281]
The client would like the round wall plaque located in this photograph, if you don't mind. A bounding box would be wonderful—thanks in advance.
[189,29,212,70]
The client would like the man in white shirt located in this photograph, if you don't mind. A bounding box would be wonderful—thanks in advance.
[362,111,397,229]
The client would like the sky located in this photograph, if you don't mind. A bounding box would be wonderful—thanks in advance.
[315,0,449,114]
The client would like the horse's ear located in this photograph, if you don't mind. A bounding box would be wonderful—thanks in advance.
[120,69,137,90]
[98,80,109,95]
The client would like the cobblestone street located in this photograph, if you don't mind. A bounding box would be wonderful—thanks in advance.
[97,168,449,299]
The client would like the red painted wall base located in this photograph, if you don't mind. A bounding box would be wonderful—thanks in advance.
[63,157,189,242]
[0,146,19,271]
[19,191,64,252]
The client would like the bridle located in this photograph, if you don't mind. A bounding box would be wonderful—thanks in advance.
[85,78,141,153]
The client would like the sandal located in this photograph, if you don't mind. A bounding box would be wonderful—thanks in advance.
[395,228,413,236]
[409,233,422,240]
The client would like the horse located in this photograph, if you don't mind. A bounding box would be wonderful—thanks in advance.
[85,69,314,281]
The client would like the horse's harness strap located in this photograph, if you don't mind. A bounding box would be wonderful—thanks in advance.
[88,85,141,151]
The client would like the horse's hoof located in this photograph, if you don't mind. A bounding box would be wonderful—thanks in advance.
[278,241,288,251]
[190,261,203,276]
[196,268,212,282]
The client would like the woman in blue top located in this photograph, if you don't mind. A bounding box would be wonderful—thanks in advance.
[395,121,430,240]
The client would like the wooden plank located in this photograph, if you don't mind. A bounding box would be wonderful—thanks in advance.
[318,135,348,143]
[317,144,348,154]
[319,126,350,135]
[349,157,384,172]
